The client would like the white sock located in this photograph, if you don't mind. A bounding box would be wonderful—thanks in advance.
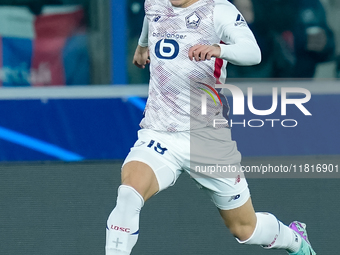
[238,212,301,253]
[106,185,144,255]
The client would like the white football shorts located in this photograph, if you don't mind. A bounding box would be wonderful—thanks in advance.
[122,127,249,210]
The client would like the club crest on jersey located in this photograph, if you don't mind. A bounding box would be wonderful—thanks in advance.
[185,12,201,29]
[235,14,247,27]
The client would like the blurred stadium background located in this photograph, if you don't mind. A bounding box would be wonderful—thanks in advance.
[0,0,339,254]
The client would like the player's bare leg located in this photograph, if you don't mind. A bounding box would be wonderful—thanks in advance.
[219,197,316,254]
[121,161,159,201]
[219,197,256,241]
[106,161,159,255]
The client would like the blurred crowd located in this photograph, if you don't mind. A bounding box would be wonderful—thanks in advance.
[227,0,336,79]
[0,2,89,86]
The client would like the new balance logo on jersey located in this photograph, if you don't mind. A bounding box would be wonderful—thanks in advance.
[153,15,161,22]
[185,12,201,29]
[235,14,247,27]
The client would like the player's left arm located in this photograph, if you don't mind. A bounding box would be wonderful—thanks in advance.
[213,1,261,65]
[188,1,261,65]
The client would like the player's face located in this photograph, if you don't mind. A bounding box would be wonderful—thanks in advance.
[170,0,199,8]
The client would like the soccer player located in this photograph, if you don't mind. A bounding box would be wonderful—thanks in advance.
[106,0,317,254]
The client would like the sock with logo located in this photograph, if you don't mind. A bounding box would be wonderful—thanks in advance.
[106,185,144,255]
[237,212,301,253]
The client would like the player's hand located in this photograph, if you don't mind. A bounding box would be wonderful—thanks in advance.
[133,45,150,69]
[188,44,221,61]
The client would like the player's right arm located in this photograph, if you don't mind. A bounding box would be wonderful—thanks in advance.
[133,16,150,69]
[133,45,150,69]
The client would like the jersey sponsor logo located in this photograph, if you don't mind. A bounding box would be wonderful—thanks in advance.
[234,14,247,27]
[185,11,201,29]
[152,32,187,40]
[155,39,179,59]
[111,225,130,233]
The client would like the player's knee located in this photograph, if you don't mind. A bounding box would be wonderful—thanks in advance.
[115,185,144,213]
[228,222,255,241]
[121,162,159,201]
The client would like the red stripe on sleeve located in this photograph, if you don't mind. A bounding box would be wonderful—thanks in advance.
[214,58,223,84]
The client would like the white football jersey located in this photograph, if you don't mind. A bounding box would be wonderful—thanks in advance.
[139,0,261,132]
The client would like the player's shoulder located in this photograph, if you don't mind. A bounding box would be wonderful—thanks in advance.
[145,0,172,17]
[213,0,238,10]
[212,0,241,23]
